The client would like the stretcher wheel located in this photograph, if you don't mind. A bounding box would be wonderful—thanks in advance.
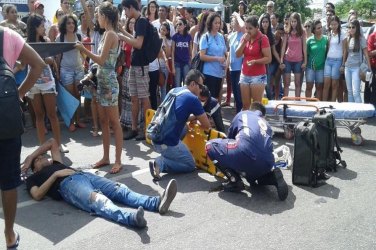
[283,126,294,140]
[351,133,364,146]
[353,127,361,134]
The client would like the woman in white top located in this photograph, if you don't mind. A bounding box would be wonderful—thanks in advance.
[323,16,346,101]
[26,14,64,152]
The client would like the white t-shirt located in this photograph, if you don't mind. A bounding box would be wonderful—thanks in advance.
[327,31,347,59]
[149,20,173,72]
[151,19,175,37]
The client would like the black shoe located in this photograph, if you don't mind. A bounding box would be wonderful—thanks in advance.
[222,180,245,192]
[272,168,288,201]
[135,133,146,141]
[123,130,138,140]
[159,179,177,214]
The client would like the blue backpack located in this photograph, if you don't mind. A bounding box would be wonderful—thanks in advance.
[147,88,189,144]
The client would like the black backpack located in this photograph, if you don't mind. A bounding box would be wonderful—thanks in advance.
[142,19,162,64]
[0,27,24,139]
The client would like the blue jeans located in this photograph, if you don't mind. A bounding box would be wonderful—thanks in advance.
[160,64,168,101]
[230,70,242,113]
[59,172,160,226]
[174,62,190,87]
[345,67,362,103]
[267,62,280,100]
[154,140,195,173]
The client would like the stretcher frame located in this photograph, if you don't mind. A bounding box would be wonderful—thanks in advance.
[265,97,371,145]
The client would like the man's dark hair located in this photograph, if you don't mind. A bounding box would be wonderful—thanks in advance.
[184,69,204,86]
[326,2,335,10]
[200,85,211,99]
[186,7,194,15]
[122,0,139,11]
[250,102,266,116]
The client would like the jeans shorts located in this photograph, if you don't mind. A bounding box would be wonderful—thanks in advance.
[27,85,57,99]
[239,74,267,85]
[324,57,342,80]
[60,67,85,86]
[284,60,303,74]
[306,68,324,84]
[0,137,22,190]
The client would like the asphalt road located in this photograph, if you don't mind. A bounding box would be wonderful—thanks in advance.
[1,86,375,250]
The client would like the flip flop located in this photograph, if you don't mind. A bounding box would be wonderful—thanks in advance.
[110,164,122,174]
[149,161,161,181]
[7,231,20,249]
[92,161,110,169]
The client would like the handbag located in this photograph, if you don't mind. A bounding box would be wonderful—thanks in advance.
[359,45,369,82]
[190,34,209,72]
[158,60,165,87]
[190,53,204,72]
[0,28,24,139]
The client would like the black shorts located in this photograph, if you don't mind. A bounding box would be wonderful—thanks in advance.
[0,137,22,191]
[204,74,222,99]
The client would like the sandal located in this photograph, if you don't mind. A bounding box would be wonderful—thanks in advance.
[91,127,99,137]
[76,122,87,128]
[7,231,20,249]
[149,161,161,181]
[69,123,76,132]
[110,163,122,174]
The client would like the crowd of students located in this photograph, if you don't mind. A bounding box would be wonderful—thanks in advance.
[1,0,375,167]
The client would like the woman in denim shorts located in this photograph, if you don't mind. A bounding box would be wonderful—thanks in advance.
[26,14,64,152]
[57,14,86,132]
[305,20,328,100]
[323,16,345,101]
[236,15,271,109]
[280,12,307,97]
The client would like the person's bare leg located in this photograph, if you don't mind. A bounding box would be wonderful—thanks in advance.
[44,94,61,145]
[31,94,46,144]
[240,84,251,110]
[323,77,331,101]
[250,84,266,103]
[107,106,123,174]
[274,69,282,100]
[316,84,323,100]
[2,189,18,247]
[294,73,301,97]
[131,96,140,131]
[91,97,99,135]
[331,79,339,102]
[305,82,314,98]
[95,105,110,167]
[283,74,291,97]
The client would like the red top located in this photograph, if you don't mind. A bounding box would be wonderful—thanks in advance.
[124,42,132,68]
[368,32,376,69]
[241,31,270,76]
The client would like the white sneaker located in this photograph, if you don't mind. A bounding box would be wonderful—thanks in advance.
[60,144,69,153]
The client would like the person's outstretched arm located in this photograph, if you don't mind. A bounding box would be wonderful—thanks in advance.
[21,138,62,174]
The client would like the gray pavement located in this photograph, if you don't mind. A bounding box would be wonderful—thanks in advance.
[1,86,376,249]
